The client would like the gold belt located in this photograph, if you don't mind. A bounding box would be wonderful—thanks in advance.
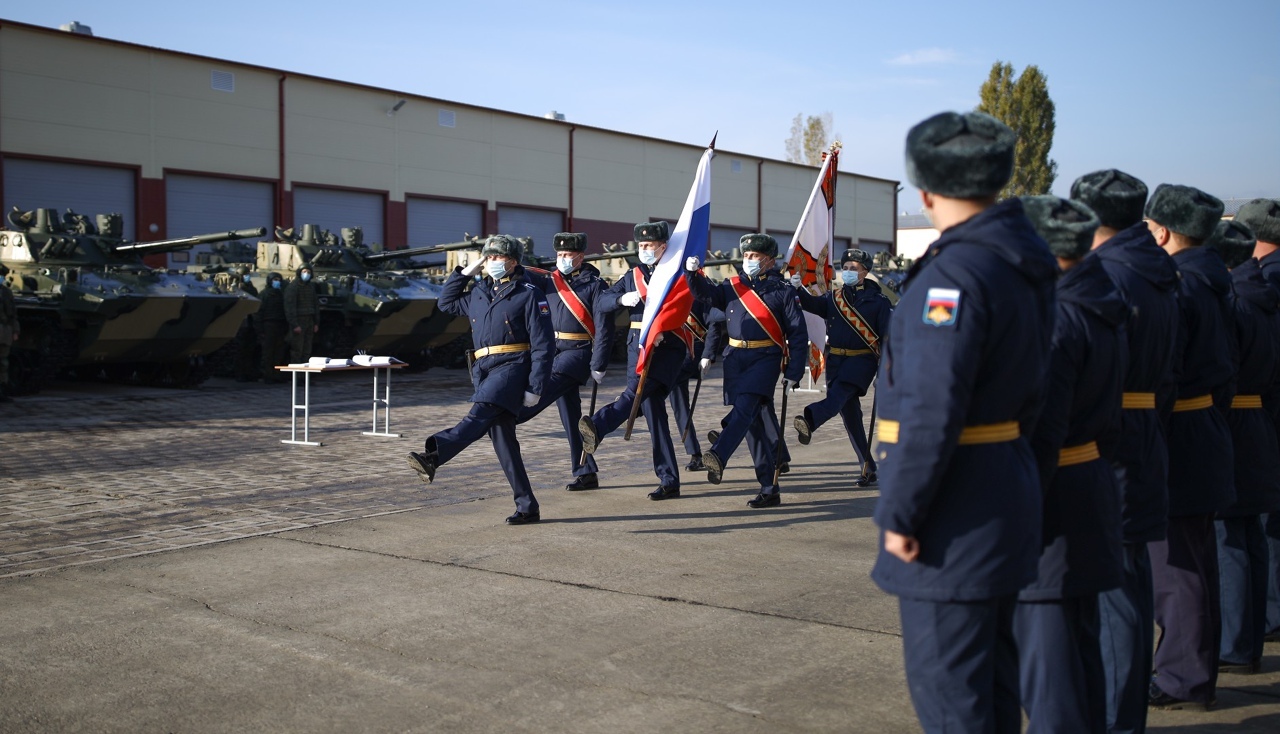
[630,321,644,330]
[1121,392,1156,409]
[1172,394,1213,412]
[555,331,591,341]
[473,343,530,359]
[1058,441,1100,467]
[877,420,1020,446]
[830,347,873,357]
[729,338,777,349]
[1231,394,1263,409]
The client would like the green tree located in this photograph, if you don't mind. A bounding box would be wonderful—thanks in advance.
[976,62,1057,198]
[785,112,836,167]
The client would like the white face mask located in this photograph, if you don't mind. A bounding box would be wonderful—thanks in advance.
[742,258,762,277]
[841,270,859,286]
[486,260,509,280]
[556,256,575,274]
[638,249,658,265]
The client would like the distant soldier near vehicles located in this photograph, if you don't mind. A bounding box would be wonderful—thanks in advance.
[790,248,892,487]
[285,265,319,362]
[870,111,1057,733]
[406,235,553,525]
[258,272,288,382]
[0,264,19,402]
[233,265,259,382]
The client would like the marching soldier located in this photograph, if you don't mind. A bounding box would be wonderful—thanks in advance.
[406,235,553,524]
[0,264,18,402]
[518,233,613,491]
[1014,196,1126,732]
[1145,184,1235,711]
[668,299,717,471]
[1209,219,1280,677]
[284,264,319,362]
[683,233,807,508]
[869,111,1057,733]
[790,248,892,486]
[1070,169,1180,732]
[257,272,289,382]
[579,221,688,500]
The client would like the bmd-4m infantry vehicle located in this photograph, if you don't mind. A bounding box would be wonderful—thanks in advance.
[0,207,265,392]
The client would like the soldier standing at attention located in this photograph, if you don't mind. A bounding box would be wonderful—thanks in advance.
[284,264,319,362]
[257,272,288,381]
[406,235,553,525]
[233,265,260,382]
[1206,220,1280,677]
[518,232,613,491]
[0,264,19,402]
[683,233,807,508]
[1145,184,1235,711]
[789,248,892,486]
[579,221,688,501]
[1015,196,1126,733]
[870,111,1057,733]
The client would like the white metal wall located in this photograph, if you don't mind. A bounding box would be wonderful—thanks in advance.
[3,158,136,240]
[166,174,273,267]
[406,198,484,247]
[292,186,384,246]
[497,206,563,259]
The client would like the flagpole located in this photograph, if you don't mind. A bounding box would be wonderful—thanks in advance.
[623,358,651,441]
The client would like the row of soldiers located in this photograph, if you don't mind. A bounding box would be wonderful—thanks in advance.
[230,265,322,383]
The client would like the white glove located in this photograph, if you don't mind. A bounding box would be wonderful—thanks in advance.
[685,256,701,272]
[618,291,642,307]
[461,258,485,277]
[789,273,802,288]
[591,370,606,384]
[699,358,712,376]
[782,378,799,392]
[523,391,540,408]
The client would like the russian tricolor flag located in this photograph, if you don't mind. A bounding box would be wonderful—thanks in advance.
[635,143,713,375]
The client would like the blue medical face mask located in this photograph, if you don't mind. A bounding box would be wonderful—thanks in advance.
[300,272,312,282]
[638,249,658,266]
[556,256,575,274]
[271,280,282,289]
[242,274,252,283]
[840,270,859,286]
[486,260,509,280]
[742,258,762,277]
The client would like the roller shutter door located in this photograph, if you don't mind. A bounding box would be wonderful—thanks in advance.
[497,206,563,259]
[3,158,136,239]
[710,226,751,256]
[292,186,384,246]
[166,174,273,268]
[406,198,484,247]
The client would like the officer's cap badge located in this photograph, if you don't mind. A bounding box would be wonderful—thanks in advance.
[923,287,960,327]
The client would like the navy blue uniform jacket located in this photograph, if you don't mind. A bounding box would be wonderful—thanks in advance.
[1224,259,1280,515]
[1093,223,1180,543]
[685,268,807,401]
[439,266,553,410]
[523,263,612,384]
[871,199,1057,602]
[1022,255,1126,601]
[595,264,689,390]
[1167,246,1236,516]
[796,278,892,391]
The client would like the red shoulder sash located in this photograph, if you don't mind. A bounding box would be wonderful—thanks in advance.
[730,275,787,352]
[551,269,595,334]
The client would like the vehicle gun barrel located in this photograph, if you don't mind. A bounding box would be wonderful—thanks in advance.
[361,237,486,263]
[114,227,267,252]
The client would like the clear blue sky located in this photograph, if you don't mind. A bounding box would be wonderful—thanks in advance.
[9,1,1279,214]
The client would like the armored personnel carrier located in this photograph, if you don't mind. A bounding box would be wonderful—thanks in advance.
[0,207,265,392]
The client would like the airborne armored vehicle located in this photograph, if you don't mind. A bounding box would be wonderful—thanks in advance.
[0,207,265,391]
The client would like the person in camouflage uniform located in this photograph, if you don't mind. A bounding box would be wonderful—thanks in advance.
[233,266,260,382]
[0,264,20,401]
[258,272,288,382]
[284,265,319,363]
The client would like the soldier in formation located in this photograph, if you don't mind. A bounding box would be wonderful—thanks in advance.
[0,264,18,402]
[284,264,319,362]
[233,265,260,382]
[257,272,288,382]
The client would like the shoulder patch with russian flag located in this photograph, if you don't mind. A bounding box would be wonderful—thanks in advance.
[538,300,550,316]
[923,287,960,327]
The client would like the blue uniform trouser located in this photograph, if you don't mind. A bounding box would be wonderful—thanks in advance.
[899,595,1021,734]
[1216,515,1268,665]
[1266,512,1280,635]
[668,378,702,457]
[428,401,538,514]
[1015,595,1105,734]
[1149,514,1219,703]
[710,391,781,495]
[1099,542,1153,734]
[591,379,679,490]
[804,379,876,474]
[517,371,598,478]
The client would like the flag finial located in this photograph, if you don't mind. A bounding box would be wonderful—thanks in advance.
[708,132,718,150]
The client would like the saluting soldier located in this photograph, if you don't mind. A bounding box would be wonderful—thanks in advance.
[284,264,319,362]
[1145,184,1235,711]
[407,235,553,525]
[682,233,807,508]
[1014,196,1127,733]
[790,248,893,486]
[1207,219,1280,677]
[579,221,688,501]
[869,111,1057,733]
[518,232,613,491]
[1070,169,1180,733]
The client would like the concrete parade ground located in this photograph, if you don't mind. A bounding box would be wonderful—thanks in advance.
[1,368,1277,733]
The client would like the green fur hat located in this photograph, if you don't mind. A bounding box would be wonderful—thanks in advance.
[481,234,522,259]
[1069,169,1148,230]
[740,233,778,257]
[1020,196,1099,260]
[841,249,872,268]
[1145,184,1224,241]
[634,221,671,243]
[1234,198,1280,245]
[552,232,587,253]
[1206,220,1256,270]
[905,111,1016,199]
